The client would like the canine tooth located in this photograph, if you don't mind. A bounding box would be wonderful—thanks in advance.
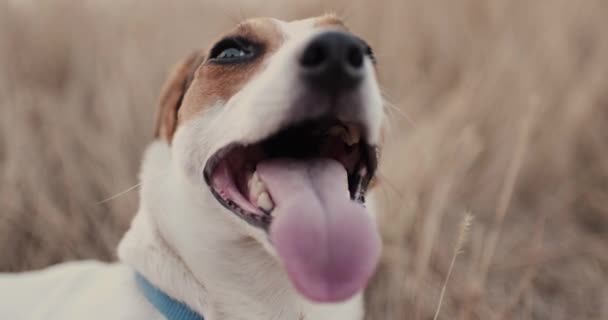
[257,192,274,211]
[248,172,267,198]
[344,124,361,146]
[328,124,361,146]
[247,172,258,193]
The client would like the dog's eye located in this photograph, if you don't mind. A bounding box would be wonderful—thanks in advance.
[217,48,248,59]
[209,37,256,63]
[364,45,376,64]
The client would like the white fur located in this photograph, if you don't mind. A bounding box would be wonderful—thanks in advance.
[122,141,364,320]
[0,17,383,320]
[0,261,162,319]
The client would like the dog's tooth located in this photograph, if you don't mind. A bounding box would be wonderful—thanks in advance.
[328,124,361,146]
[248,172,267,198]
[345,124,361,146]
[257,192,274,212]
[247,172,258,194]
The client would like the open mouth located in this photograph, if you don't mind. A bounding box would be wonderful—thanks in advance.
[202,117,381,302]
[203,118,378,229]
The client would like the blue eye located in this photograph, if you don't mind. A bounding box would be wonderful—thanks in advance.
[217,48,247,59]
[209,37,256,63]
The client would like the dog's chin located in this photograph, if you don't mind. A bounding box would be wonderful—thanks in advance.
[202,117,381,303]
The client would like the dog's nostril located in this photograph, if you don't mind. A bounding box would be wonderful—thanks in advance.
[301,43,327,68]
[300,31,366,92]
[347,45,364,69]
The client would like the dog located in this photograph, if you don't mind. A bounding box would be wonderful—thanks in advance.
[0,14,385,320]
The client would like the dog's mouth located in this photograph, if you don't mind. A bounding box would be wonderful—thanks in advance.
[203,118,378,228]
[203,118,381,303]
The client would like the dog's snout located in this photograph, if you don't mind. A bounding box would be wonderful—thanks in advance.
[300,31,365,92]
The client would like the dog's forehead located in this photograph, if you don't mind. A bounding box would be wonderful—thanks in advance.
[236,15,347,43]
[278,15,346,36]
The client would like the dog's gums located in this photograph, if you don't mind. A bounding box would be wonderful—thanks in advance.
[203,118,378,230]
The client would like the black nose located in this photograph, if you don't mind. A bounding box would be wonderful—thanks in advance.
[300,31,365,92]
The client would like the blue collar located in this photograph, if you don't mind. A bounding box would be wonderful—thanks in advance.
[135,273,204,320]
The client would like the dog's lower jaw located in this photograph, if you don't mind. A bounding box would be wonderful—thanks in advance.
[118,141,365,320]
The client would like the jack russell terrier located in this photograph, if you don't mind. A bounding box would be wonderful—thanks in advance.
[0,14,385,320]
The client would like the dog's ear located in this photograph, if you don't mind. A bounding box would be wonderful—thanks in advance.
[155,51,205,142]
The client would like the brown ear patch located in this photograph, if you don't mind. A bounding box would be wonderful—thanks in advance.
[154,51,205,142]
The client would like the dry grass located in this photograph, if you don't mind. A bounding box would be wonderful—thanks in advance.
[1,0,607,319]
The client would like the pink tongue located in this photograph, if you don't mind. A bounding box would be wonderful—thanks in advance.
[257,159,381,303]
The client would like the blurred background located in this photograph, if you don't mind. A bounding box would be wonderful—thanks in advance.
[1,0,607,319]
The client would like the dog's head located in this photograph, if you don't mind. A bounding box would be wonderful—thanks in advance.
[155,15,384,303]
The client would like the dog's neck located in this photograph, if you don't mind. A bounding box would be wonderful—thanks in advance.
[118,142,363,320]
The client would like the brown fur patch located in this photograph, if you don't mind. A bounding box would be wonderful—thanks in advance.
[154,51,204,142]
[314,14,348,30]
[177,18,283,128]
[158,16,356,140]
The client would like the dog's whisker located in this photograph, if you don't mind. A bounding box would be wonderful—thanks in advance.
[96,183,142,205]
[381,89,415,125]
[96,170,168,205]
